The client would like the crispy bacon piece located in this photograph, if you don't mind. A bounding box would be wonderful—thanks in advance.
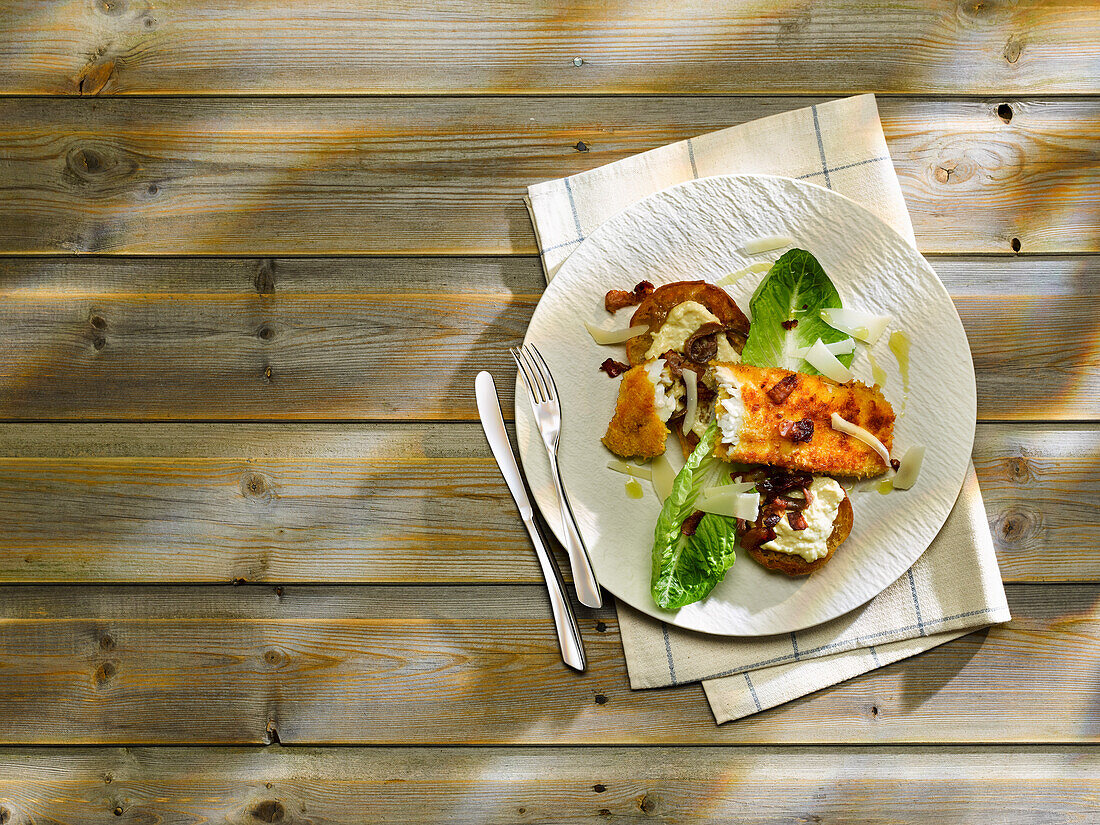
[740,524,776,551]
[604,280,655,313]
[766,374,799,404]
[787,510,809,530]
[781,319,799,330]
[598,357,630,378]
[779,417,815,443]
[658,349,689,381]
[757,471,813,497]
[680,510,705,536]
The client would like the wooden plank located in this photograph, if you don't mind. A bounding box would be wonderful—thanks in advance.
[0,583,1093,745]
[0,97,1095,255]
[0,256,1095,420]
[0,746,1095,825]
[0,422,1092,584]
[0,1,1096,96]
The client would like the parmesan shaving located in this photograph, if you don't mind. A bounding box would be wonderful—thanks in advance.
[717,261,771,286]
[606,460,653,481]
[830,412,891,468]
[700,481,756,501]
[681,369,698,437]
[584,321,649,345]
[698,491,761,521]
[742,235,793,255]
[820,307,891,344]
[892,445,925,490]
[805,338,854,383]
[650,453,676,502]
[793,338,855,359]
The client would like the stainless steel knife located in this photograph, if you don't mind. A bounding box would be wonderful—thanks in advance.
[475,370,585,671]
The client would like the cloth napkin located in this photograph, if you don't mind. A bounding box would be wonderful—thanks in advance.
[525,94,1011,723]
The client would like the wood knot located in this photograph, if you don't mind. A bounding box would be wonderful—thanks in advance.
[250,800,285,823]
[77,57,117,95]
[0,806,9,824]
[90,314,108,330]
[254,260,276,294]
[1003,35,1024,64]
[68,147,108,176]
[93,335,107,351]
[100,633,115,650]
[573,140,589,152]
[638,793,658,814]
[1011,237,1021,253]
[263,365,274,382]
[104,773,113,784]
[594,694,608,705]
[871,704,879,717]
[598,810,611,818]
[595,621,607,633]
[593,783,606,793]
[997,103,1013,123]
[263,648,288,669]
[113,806,124,817]
[998,510,1033,544]
[241,472,274,502]
[95,661,118,685]
[97,0,128,15]
[264,720,281,745]
[258,325,275,341]
[1007,456,1030,483]
[147,183,159,195]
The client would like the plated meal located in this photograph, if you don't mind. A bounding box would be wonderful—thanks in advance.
[591,247,923,610]
[515,175,975,635]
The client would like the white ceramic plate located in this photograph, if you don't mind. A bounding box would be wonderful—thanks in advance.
[515,175,975,636]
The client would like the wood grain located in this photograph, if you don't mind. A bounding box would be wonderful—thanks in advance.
[0,256,1095,420]
[0,422,1093,584]
[0,1,1096,96]
[0,582,1093,745]
[0,97,1095,255]
[0,746,1095,825]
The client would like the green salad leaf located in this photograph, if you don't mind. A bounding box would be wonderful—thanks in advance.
[741,249,854,374]
[651,422,739,610]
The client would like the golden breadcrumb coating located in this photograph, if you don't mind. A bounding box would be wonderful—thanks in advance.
[601,364,669,459]
[713,363,894,478]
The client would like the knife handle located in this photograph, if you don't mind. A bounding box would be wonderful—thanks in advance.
[524,516,587,672]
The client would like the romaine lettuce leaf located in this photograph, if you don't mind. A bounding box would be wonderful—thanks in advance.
[651,422,739,609]
[741,249,854,374]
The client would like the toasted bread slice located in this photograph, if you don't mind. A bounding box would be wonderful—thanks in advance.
[601,363,670,459]
[626,281,749,365]
[747,495,853,576]
[713,363,894,478]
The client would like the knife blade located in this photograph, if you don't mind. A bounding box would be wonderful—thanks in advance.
[475,370,585,671]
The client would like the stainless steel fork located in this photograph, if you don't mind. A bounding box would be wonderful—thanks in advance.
[512,344,602,608]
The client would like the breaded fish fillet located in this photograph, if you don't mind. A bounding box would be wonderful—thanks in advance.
[602,363,671,459]
[712,363,894,478]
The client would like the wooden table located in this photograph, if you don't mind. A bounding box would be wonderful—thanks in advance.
[0,2,1097,821]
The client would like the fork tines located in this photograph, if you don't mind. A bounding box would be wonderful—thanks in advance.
[511,345,557,404]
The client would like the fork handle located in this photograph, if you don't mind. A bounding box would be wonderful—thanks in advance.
[548,451,603,608]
